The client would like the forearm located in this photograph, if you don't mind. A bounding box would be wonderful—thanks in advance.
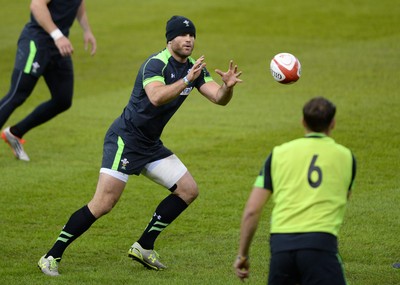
[146,79,188,106]
[238,187,270,257]
[238,211,260,257]
[76,1,92,33]
[215,83,233,106]
[200,81,234,105]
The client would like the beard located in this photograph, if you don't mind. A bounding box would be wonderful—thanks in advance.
[170,41,194,58]
[174,48,192,58]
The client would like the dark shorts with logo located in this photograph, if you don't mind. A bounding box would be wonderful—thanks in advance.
[14,35,73,78]
[101,128,173,175]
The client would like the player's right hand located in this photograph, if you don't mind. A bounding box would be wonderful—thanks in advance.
[187,55,206,82]
[233,256,250,281]
[55,37,74,57]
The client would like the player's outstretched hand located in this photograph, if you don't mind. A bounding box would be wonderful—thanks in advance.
[215,60,243,88]
[186,55,206,82]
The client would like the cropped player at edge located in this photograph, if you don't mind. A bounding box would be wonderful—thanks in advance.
[0,0,96,161]
[234,97,356,285]
[38,15,242,276]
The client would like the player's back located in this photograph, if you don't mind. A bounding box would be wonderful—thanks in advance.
[270,133,354,236]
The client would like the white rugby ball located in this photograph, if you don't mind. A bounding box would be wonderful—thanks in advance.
[270,53,301,84]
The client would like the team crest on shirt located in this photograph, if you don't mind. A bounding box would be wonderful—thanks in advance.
[120,158,129,170]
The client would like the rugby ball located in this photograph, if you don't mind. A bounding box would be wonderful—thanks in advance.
[270,53,301,84]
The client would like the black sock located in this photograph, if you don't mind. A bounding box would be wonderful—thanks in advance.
[9,126,22,139]
[46,205,97,260]
[137,194,188,249]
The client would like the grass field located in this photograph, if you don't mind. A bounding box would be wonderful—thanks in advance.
[0,0,399,284]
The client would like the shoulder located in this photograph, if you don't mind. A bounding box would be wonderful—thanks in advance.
[142,50,169,75]
[328,138,353,159]
[273,137,304,153]
[150,49,171,65]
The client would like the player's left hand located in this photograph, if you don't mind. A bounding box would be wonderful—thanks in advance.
[83,31,97,56]
[215,60,243,88]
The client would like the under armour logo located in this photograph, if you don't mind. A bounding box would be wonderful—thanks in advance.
[183,20,190,27]
[148,253,156,263]
[171,73,175,79]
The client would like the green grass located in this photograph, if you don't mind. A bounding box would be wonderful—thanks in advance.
[0,0,399,284]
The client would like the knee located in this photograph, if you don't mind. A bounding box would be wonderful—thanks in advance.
[187,182,199,201]
[177,180,199,205]
[88,198,116,218]
[100,203,114,216]
[94,205,113,219]
[5,91,29,107]
[54,98,72,112]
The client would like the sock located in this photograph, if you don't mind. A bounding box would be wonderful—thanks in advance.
[46,205,97,260]
[137,194,188,249]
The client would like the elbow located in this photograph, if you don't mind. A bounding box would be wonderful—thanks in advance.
[214,98,230,106]
[244,209,259,221]
[148,92,174,107]
[149,97,164,107]
[214,92,233,106]
[217,100,229,106]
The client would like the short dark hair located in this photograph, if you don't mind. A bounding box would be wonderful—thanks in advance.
[303,97,336,132]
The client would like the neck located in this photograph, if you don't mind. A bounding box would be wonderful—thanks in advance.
[305,130,330,136]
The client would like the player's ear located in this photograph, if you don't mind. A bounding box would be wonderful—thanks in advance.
[330,118,336,130]
[302,118,310,133]
[301,118,307,128]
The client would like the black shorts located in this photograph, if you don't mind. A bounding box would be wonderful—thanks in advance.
[14,36,72,78]
[268,249,347,285]
[101,128,173,175]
